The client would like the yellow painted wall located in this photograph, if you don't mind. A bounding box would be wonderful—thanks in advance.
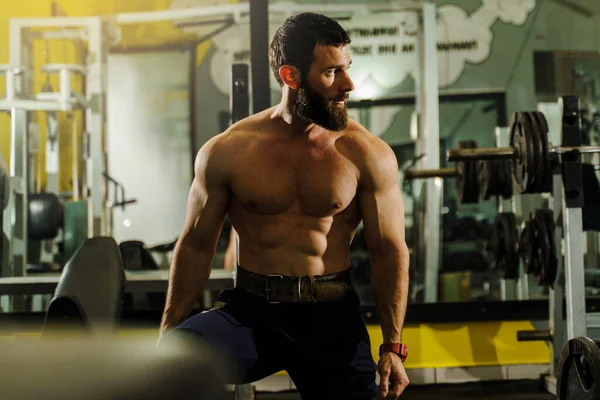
[368,322,550,368]
[0,0,211,193]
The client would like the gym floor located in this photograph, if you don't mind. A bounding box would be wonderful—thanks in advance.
[253,380,553,399]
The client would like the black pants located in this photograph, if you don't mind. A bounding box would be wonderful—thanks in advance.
[166,287,378,399]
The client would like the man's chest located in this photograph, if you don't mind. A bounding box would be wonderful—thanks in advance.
[229,143,359,217]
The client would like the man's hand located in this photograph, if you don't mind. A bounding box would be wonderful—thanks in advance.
[378,352,409,398]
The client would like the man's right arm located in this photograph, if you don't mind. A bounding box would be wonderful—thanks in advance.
[159,135,231,338]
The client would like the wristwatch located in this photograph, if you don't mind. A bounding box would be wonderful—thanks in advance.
[379,343,408,362]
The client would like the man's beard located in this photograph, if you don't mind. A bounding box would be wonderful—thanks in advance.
[290,83,348,131]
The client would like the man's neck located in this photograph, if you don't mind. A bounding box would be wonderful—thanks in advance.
[271,101,318,136]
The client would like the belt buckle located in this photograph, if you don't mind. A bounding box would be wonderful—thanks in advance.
[265,274,284,304]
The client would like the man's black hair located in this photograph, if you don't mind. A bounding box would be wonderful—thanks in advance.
[269,12,351,86]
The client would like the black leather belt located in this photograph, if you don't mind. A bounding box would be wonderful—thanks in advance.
[235,265,355,303]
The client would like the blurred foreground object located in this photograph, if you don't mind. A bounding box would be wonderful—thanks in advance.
[0,337,228,400]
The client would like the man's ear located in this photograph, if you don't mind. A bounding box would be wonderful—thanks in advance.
[279,65,301,90]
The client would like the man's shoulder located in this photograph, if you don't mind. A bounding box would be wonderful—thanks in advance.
[340,119,398,182]
[193,126,247,174]
[341,119,394,160]
[203,115,264,153]
[218,109,274,144]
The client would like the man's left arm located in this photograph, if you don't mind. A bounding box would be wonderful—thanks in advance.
[358,138,410,346]
[358,137,410,398]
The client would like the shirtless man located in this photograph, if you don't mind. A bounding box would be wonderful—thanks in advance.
[159,12,410,399]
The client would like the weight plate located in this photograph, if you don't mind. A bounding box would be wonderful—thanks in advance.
[540,209,558,287]
[533,213,550,286]
[466,140,480,204]
[485,220,501,272]
[510,112,537,194]
[526,111,551,194]
[502,159,514,199]
[497,159,510,199]
[497,159,508,199]
[519,215,539,280]
[535,211,549,285]
[509,114,525,192]
[534,111,551,193]
[535,109,550,133]
[456,141,480,204]
[495,160,504,198]
[557,336,600,400]
[523,112,545,193]
[478,159,514,201]
[478,160,496,200]
[536,209,557,286]
[486,213,519,280]
[523,112,544,193]
[494,159,513,199]
[477,160,489,201]
[520,209,557,287]
[531,209,552,286]
[521,113,539,194]
[525,219,540,285]
[501,213,519,280]
[531,111,553,193]
[493,213,515,280]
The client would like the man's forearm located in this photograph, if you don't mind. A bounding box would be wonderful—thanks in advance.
[371,247,410,343]
[160,241,214,334]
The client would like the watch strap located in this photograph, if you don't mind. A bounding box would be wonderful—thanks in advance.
[379,343,408,362]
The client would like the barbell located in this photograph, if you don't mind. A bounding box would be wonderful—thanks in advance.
[403,168,458,180]
[404,141,513,204]
[447,111,600,194]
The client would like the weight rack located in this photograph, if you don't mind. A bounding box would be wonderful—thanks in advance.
[1,18,112,313]
[547,96,587,395]
[514,96,590,396]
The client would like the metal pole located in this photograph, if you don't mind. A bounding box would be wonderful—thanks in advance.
[71,113,80,200]
[9,108,29,311]
[563,206,586,339]
[45,109,60,194]
[550,170,565,380]
[85,18,108,237]
[560,95,587,340]
[416,3,441,303]
[249,0,271,114]
[403,167,458,180]
[447,147,516,161]
[515,200,529,300]
[0,153,8,278]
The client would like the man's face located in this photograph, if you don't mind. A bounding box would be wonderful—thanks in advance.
[291,44,355,131]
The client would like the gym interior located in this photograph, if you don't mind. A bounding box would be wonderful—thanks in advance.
[1,0,600,399]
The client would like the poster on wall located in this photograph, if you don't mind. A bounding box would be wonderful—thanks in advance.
[171,0,536,99]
